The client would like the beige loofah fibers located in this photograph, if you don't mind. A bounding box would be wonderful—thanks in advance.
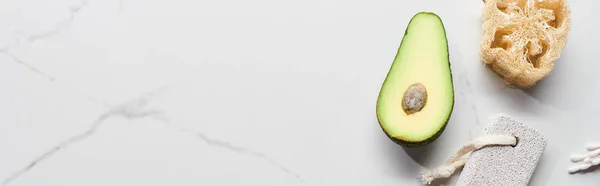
[480,0,571,87]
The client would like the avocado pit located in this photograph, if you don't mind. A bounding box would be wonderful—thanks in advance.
[402,83,427,115]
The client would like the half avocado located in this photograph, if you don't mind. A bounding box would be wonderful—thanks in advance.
[376,12,454,148]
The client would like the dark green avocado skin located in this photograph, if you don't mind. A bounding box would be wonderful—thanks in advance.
[375,12,455,148]
[378,113,452,148]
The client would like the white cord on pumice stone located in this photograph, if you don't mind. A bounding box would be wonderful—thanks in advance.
[568,143,600,173]
[420,135,517,185]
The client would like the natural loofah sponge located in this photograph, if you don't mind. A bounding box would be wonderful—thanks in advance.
[480,0,571,87]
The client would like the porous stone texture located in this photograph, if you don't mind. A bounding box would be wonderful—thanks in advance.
[455,114,547,186]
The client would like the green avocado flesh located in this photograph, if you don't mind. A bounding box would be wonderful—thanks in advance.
[376,12,454,147]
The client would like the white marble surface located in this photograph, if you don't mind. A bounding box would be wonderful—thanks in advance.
[1,0,599,185]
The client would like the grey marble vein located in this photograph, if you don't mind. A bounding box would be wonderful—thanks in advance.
[1,86,167,186]
[1,52,57,82]
[0,0,103,106]
[0,0,89,50]
[458,73,483,139]
[27,0,90,43]
[176,127,304,181]
[2,85,303,185]
[458,76,481,124]
[1,51,110,107]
